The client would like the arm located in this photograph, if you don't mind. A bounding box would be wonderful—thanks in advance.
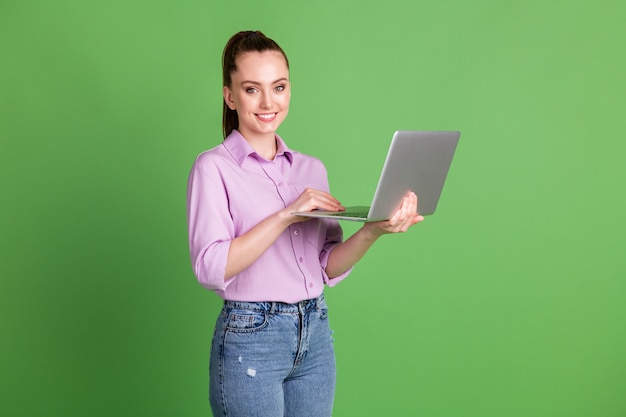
[224,208,291,279]
[325,192,424,278]
[225,187,345,279]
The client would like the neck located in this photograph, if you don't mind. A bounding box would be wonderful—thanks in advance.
[245,134,277,160]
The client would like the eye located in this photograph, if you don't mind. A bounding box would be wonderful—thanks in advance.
[245,87,258,94]
[275,85,285,92]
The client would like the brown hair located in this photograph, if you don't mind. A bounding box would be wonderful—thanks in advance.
[221,31,290,138]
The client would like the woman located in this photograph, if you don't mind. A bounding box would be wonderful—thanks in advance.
[187,30,423,417]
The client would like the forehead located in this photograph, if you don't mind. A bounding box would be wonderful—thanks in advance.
[232,50,289,81]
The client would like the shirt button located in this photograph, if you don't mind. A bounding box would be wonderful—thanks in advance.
[293,229,299,236]
[308,283,313,288]
[299,257,304,262]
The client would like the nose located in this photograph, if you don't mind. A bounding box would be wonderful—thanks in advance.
[260,90,272,109]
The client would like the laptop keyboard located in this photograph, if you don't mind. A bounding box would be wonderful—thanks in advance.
[325,209,368,218]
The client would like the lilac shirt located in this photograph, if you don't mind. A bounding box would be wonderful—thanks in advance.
[187,130,351,303]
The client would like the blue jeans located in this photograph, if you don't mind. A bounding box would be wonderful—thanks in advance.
[209,294,336,417]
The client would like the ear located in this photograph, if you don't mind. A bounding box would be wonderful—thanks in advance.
[223,86,236,110]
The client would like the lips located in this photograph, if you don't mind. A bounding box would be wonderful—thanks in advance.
[256,113,277,121]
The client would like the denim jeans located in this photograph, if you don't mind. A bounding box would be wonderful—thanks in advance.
[209,293,336,417]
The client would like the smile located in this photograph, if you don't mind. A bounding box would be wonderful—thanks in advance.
[256,113,277,121]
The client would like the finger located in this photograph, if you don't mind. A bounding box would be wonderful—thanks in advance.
[389,196,421,230]
[406,194,415,210]
[395,193,415,222]
[298,189,344,212]
[314,193,344,211]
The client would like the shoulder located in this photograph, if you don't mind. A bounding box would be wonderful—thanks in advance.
[276,134,327,174]
[191,143,233,173]
[289,149,328,174]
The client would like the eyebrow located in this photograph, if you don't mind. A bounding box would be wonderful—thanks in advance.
[240,77,289,86]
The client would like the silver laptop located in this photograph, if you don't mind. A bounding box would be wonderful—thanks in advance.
[292,130,460,222]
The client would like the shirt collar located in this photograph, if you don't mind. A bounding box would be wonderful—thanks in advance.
[223,129,294,166]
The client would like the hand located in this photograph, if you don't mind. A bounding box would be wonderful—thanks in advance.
[285,188,345,223]
[363,192,424,237]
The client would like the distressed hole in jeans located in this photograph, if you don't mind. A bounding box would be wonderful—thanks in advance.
[247,368,257,377]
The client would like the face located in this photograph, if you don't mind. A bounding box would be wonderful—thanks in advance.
[223,50,290,142]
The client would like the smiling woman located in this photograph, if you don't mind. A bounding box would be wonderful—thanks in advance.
[186,30,423,417]
[222,50,291,159]
[220,31,291,141]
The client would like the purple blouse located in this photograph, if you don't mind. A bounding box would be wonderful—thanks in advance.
[187,130,351,303]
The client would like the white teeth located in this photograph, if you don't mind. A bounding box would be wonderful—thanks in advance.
[257,113,276,120]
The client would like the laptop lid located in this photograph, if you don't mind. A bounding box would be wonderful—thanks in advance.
[293,130,460,221]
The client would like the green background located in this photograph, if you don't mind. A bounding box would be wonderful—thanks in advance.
[2,0,625,416]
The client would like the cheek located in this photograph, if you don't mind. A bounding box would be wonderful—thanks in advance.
[234,96,255,112]
[278,93,291,108]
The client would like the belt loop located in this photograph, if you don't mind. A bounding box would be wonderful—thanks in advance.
[270,302,276,314]
[314,294,321,311]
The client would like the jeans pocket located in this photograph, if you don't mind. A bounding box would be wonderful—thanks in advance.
[225,309,268,333]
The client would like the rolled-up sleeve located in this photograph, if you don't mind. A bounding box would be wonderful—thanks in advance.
[187,154,233,291]
[318,219,352,286]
